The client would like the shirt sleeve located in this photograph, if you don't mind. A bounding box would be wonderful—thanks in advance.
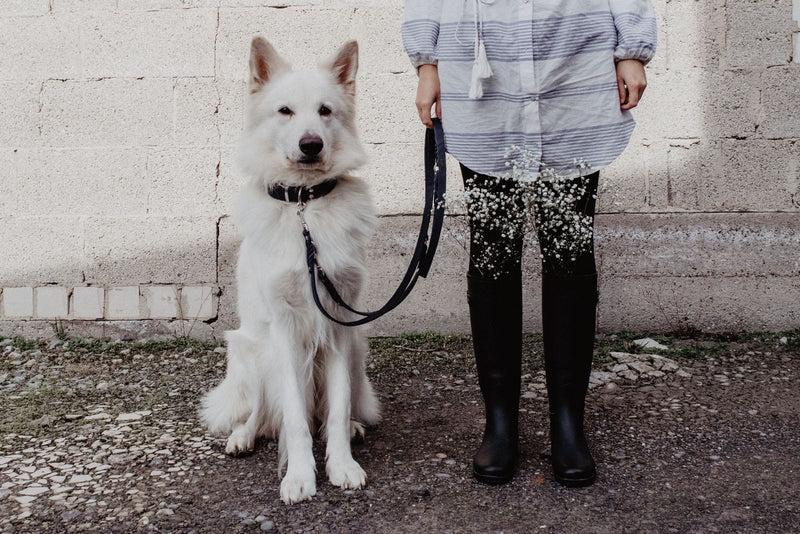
[609,0,658,64]
[402,0,443,68]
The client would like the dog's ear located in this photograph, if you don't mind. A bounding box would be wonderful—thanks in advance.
[249,37,290,92]
[328,41,359,96]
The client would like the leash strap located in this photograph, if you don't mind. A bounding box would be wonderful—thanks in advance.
[303,118,447,327]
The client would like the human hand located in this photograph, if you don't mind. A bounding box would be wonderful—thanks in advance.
[616,59,647,110]
[415,64,441,128]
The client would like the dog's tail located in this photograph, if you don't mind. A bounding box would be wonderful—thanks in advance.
[199,330,254,435]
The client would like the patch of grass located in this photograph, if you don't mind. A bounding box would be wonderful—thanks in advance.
[11,336,37,351]
[65,337,110,352]
[127,337,221,353]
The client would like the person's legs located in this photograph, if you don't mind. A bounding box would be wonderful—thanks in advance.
[460,164,525,484]
[536,172,599,487]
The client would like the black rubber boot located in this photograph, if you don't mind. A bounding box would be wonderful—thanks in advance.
[468,271,523,485]
[542,272,598,487]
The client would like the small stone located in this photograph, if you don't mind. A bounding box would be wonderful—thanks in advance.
[633,338,669,351]
[779,337,788,345]
[156,508,174,517]
[33,415,57,426]
[213,347,227,354]
[85,413,112,421]
[676,370,692,378]
[62,510,81,522]
[68,474,92,484]
[116,413,143,422]
[629,361,656,374]
[19,486,49,496]
[64,414,83,421]
[435,453,447,459]
[260,520,275,531]
[13,495,38,506]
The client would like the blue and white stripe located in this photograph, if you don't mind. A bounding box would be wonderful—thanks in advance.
[402,0,658,179]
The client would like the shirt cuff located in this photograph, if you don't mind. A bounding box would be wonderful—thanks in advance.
[409,54,438,69]
[614,46,655,65]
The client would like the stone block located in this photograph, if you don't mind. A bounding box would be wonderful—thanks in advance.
[598,134,651,213]
[0,14,82,80]
[664,0,725,70]
[0,83,41,147]
[41,79,173,147]
[217,79,246,146]
[106,287,142,320]
[72,287,105,319]
[0,217,85,286]
[83,217,218,285]
[80,10,217,78]
[596,213,800,278]
[635,69,703,139]
[724,0,794,68]
[1,288,34,318]
[759,65,800,138]
[356,73,420,145]
[349,5,412,75]
[2,0,50,15]
[216,7,353,80]
[175,78,221,147]
[216,146,246,217]
[144,148,219,216]
[51,0,116,11]
[180,286,216,320]
[360,143,463,215]
[361,215,470,336]
[667,139,800,211]
[142,286,179,319]
[598,275,800,333]
[34,286,69,318]
[5,148,148,217]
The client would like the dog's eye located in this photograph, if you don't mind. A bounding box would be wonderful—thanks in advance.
[318,105,332,117]
[278,106,293,116]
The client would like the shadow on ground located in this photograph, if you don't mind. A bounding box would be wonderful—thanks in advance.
[0,332,798,533]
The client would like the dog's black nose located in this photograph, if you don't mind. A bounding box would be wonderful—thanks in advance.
[299,135,324,156]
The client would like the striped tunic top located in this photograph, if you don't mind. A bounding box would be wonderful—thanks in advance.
[402,0,658,179]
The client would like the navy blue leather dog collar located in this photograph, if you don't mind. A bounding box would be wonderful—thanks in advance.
[267,179,338,204]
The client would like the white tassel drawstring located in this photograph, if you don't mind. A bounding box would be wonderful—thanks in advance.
[468,0,493,99]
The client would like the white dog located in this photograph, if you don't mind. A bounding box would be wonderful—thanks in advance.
[200,37,380,504]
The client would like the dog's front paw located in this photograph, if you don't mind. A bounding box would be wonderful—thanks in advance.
[350,421,366,442]
[280,467,317,504]
[326,457,367,490]
[225,426,255,456]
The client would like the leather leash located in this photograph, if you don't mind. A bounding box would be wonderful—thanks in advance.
[299,118,446,326]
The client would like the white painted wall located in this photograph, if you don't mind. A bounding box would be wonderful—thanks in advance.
[0,0,798,339]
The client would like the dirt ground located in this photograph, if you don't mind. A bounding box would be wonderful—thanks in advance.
[1,331,798,533]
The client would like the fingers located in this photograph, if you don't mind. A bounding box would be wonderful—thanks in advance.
[616,59,647,110]
[620,78,646,110]
[617,76,628,107]
[416,100,433,128]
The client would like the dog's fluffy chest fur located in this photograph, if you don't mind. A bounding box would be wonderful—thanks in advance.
[233,175,375,328]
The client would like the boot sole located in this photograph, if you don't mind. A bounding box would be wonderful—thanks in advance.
[554,472,596,488]
[473,468,514,485]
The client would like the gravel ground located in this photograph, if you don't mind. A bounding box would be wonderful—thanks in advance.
[0,331,798,533]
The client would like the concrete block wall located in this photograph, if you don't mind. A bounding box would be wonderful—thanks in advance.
[0,0,798,340]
